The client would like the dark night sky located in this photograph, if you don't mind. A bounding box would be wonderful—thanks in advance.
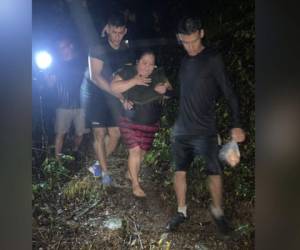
[32,0,248,59]
[32,0,232,43]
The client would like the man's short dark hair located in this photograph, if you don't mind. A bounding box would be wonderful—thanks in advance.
[177,17,203,35]
[107,13,126,27]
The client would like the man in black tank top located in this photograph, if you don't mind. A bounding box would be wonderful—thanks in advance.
[166,17,246,237]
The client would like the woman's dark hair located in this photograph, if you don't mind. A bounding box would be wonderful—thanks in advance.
[177,16,203,35]
[135,49,156,61]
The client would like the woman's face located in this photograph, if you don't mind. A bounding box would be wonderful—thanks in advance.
[136,53,155,77]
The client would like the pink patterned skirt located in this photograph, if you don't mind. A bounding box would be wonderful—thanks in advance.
[119,116,159,151]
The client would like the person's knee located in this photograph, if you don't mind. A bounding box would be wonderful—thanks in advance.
[140,150,146,159]
[56,133,65,141]
[175,171,187,182]
[75,127,85,138]
[208,175,222,188]
[109,127,120,139]
[130,146,142,156]
[93,128,106,142]
[208,174,221,181]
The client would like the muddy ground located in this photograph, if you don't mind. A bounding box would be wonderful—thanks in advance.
[32,135,254,250]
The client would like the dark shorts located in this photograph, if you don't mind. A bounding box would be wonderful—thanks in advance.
[119,116,159,151]
[171,135,223,175]
[81,91,122,128]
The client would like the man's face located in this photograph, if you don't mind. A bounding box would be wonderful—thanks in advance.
[177,30,204,56]
[106,25,127,48]
[58,40,74,60]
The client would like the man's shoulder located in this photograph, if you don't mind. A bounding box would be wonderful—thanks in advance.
[204,47,222,61]
[97,38,130,51]
[205,46,219,54]
[96,37,109,46]
[181,46,219,59]
[89,39,110,59]
[119,40,130,49]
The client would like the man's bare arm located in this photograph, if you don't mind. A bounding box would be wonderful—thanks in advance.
[88,56,112,93]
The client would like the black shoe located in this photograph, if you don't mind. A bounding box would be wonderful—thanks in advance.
[165,212,187,232]
[211,214,233,237]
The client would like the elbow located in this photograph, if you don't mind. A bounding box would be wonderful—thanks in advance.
[89,69,100,84]
[110,83,117,93]
[89,73,97,83]
[110,88,118,95]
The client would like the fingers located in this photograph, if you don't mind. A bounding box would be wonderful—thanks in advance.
[127,100,133,108]
[231,128,246,142]
[122,100,134,110]
[134,75,151,86]
[237,131,246,142]
[138,75,151,82]
[139,82,150,86]
[138,77,151,85]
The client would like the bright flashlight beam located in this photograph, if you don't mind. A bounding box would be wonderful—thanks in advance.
[35,51,52,70]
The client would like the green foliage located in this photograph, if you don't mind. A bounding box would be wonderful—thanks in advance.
[41,156,73,187]
[33,155,74,200]
[224,162,255,201]
[212,2,255,202]
[144,126,172,166]
[32,182,50,197]
[63,176,102,202]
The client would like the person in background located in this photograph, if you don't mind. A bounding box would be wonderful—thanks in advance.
[46,37,88,159]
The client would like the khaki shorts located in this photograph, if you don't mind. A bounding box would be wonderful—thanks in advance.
[55,108,89,136]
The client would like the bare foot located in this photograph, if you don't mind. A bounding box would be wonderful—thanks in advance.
[132,185,146,198]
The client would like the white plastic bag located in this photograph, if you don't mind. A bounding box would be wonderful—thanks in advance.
[218,140,240,167]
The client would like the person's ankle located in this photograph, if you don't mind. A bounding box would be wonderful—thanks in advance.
[102,170,110,176]
[210,205,224,218]
[178,205,187,217]
[132,181,140,188]
[132,185,146,197]
[56,153,62,159]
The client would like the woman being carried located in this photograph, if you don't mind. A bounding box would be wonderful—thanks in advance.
[111,50,173,197]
